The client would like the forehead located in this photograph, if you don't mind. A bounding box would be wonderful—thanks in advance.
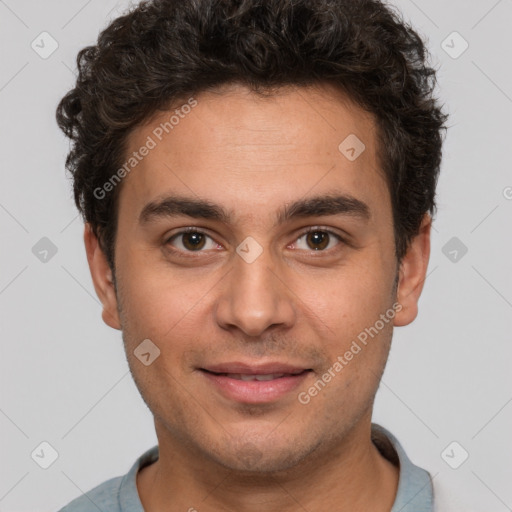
[118,83,390,226]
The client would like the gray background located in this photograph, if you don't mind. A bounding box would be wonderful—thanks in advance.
[0,0,511,510]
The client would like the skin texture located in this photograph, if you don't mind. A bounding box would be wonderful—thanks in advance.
[85,83,431,512]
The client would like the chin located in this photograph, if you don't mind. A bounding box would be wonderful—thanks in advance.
[207,436,322,475]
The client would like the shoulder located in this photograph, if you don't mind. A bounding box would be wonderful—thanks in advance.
[56,445,158,512]
[57,475,124,512]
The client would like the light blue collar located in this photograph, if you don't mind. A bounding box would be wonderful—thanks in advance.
[372,424,434,511]
[118,424,433,511]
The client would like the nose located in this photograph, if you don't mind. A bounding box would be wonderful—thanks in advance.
[214,247,296,337]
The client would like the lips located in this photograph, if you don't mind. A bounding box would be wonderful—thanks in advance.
[199,363,312,403]
[220,373,290,381]
[202,362,309,375]
[203,370,308,381]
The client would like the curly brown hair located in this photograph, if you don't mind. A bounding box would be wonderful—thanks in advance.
[56,0,447,272]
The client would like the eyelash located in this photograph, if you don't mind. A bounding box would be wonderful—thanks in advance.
[164,226,347,257]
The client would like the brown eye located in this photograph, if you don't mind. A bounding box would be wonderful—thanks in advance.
[167,230,218,252]
[306,231,330,250]
[293,229,342,252]
[182,232,206,251]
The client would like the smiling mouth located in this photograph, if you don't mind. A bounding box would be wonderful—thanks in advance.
[199,367,313,403]
[201,369,311,381]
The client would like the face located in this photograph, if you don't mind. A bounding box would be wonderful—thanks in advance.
[86,83,430,474]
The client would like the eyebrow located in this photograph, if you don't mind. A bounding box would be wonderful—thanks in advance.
[138,194,371,226]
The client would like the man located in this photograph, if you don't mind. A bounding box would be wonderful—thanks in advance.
[55,0,467,510]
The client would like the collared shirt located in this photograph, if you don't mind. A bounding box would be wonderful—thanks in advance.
[57,424,435,512]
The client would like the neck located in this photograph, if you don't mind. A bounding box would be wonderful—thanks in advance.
[137,419,399,512]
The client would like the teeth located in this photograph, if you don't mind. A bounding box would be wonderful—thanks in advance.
[230,373,286,381]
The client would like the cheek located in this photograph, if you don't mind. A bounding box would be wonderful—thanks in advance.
[116,250,210,341]
[293,264,394,343]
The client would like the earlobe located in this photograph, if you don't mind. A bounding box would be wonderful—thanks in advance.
[83,223,122,330]
[393,214,432,327]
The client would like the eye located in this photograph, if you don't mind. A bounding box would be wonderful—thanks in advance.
[292,229,342,251]
[166,229,220,252]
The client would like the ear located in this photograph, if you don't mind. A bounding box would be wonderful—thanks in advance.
[83,223,122,330]
[393,214,432,327]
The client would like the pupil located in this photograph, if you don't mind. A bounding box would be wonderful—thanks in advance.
[184,232,205,250]
[307,231,328,250]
